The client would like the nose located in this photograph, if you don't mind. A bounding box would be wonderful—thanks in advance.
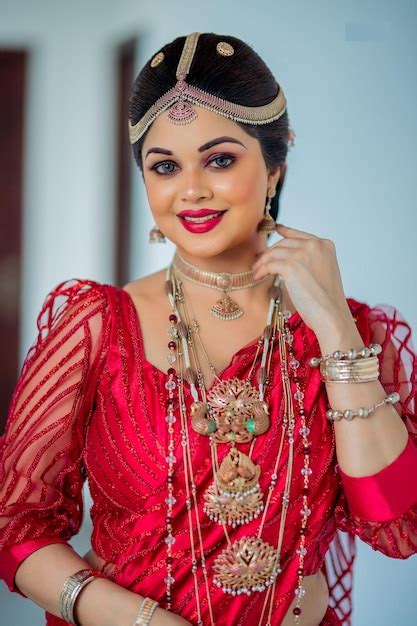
[179,168,212,204]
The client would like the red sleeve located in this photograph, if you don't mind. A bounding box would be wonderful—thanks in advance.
[335,302,417,558]
[0,278,109,596]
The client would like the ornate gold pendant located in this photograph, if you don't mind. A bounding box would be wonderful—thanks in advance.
[191,378,270,443]
[203,448,264,527]
[210,293,243,321]
[212,535,281,595]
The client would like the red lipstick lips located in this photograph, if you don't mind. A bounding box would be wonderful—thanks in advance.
[177,208,227,234]
[177,208,225,218]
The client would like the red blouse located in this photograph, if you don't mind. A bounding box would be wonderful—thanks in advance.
[1,278,417,626]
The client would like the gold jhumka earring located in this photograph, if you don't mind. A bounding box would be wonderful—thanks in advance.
[258,190,277,233]
[149,224,166,244]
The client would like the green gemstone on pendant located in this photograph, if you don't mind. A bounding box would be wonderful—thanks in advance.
[207,420,217,433]
[246,419,256,433]
[228,431,235,441]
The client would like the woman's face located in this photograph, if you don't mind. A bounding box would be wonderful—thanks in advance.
[141,105,281,264]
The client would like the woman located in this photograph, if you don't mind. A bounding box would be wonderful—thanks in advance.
[1,32,417,626]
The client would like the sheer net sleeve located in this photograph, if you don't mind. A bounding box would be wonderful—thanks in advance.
[0,278,110,596]
[335,303,417,558]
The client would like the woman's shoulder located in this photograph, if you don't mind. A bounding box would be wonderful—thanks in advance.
[39,270,168,324]
[38,276,110,316]
[121,268,167,302]
[23,277,112,372]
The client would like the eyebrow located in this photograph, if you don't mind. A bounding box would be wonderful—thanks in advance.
[145,136,247,158]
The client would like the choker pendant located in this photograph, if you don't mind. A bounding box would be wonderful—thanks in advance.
[210,290,244,321]
[210,273,243,321]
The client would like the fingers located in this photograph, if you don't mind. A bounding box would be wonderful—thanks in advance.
[252,239,300,272]
[253,248,289,279]
[276,224,319,239]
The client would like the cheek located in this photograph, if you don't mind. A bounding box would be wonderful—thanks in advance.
[219,164,266,212]
[143,176,174,214]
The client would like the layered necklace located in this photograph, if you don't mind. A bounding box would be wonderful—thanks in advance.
[161,254,312,625]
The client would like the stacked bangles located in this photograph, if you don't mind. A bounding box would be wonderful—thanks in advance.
[59,568,159,626]
[131,596,160,625]
[59,569,107,624]
[309,341,400,422]
[309,342,382,383]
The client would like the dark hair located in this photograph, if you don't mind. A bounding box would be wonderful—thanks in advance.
[128,32,290,223]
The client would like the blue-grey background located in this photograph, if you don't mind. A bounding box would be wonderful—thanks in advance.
[0,0,416,624]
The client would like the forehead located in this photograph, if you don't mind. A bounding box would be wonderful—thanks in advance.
[141,105,258,154]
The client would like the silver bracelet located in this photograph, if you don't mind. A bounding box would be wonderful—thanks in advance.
[326,391,400,422]
[131,596,159,626]
[59,568,105,625]
[309,342,382,367]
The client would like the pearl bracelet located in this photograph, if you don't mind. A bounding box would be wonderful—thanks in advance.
[309,342,382,368]
[326,392,400,422]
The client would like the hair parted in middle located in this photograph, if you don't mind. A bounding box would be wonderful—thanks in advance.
[128,32,291,224]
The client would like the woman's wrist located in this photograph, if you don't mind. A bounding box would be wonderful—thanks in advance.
[121,590,167,626]
[315,313,363,355]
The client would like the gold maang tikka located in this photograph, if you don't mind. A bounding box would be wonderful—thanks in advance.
[172,250,271,321]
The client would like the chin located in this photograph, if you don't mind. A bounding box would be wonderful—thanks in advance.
[177,241,229,259]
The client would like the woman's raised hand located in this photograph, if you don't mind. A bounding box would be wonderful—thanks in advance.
[252,223,356,339]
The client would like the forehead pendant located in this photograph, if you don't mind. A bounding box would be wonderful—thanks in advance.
[167,72,198,125]
[167,33,200,126]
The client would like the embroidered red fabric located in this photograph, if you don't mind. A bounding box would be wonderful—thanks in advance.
[1,278,416,626]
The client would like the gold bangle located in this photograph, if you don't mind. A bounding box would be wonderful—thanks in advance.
[59,568,106,625]
[320,356,380,383]
[131,597,159,626]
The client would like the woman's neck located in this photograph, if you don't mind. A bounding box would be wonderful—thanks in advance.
[174,241,267,275]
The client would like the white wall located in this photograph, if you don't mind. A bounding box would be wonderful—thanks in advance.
[0,1,416,624]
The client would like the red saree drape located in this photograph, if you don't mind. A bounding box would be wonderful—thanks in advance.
[1,278,417,625]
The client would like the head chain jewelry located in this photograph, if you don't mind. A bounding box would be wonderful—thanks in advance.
[128,32,293,146]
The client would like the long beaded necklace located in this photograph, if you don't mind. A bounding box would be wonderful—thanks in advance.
[162,262,313,625]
